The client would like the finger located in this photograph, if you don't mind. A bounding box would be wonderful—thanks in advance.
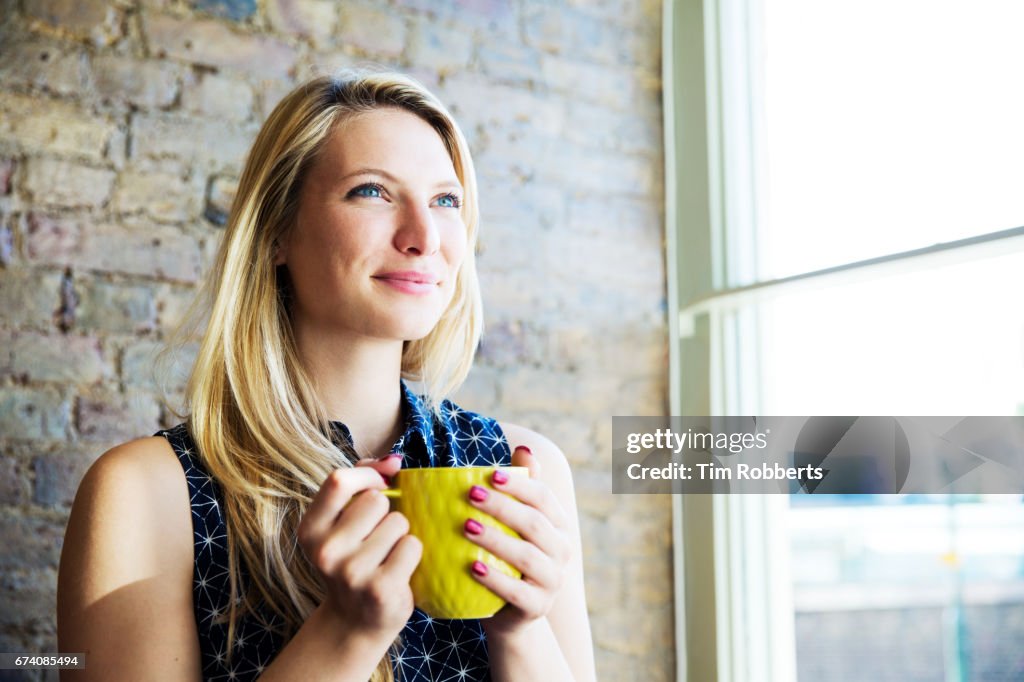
[468,484,565,560]
[469,560,545,618]
[353,510,411,568]
[316,489,391,566]
[490,468,569,530]
[355,452,404,481]
[380,533,423,582]
[300,468,389,544]
[510,445,541,478]
[464,518,561,589]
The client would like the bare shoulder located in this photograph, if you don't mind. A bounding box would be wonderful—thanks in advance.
[58,435,200,680]
[498,422,575,494]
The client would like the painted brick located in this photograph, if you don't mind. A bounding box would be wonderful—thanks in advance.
[0,92,118,163]
[144,14,298,79]
[0,158,14,195]
[25,0,123,45]
[26,214,202,282]
[539,54,661,112]
[33,446,102,507]
[0,514,64,570]
[121,339,197,394]
[478,42,542,86]
[92,56,180,109]
[76,390,162,444]
[22,159,116,209]
[113,169,199,223]
[406,15,475,75]
[191,0,256,21]
[6,331,109,385]
[131,112,255,171]
[181,71,254,122]
[337,2,408,58]
[0,268,65,330]
[154,282,202,333]
[0,387,70,440]
[203,174,238,226]
[266,0,338,45]
[0,455,29,505]
[0,42,91,98]
[75,278,157,333]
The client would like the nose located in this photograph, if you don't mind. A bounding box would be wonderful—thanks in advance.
[393,203,440,256]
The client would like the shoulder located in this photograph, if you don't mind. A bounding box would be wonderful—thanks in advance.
[58,435,199,678]
[497,422,576,496]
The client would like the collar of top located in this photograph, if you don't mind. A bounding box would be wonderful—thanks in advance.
[328,380,437,463]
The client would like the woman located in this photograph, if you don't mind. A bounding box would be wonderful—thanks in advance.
[57,72,596,682]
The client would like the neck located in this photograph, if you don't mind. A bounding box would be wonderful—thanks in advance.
[293,327,407,460]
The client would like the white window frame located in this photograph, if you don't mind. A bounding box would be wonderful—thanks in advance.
[663,0,1024,681]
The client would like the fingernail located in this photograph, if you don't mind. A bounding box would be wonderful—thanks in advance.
[492,470,509,485]
[471,560,489,577]
[468,485,489,503]
[387,452,403,460]
[464,518,484,535]
[515,445,533,456]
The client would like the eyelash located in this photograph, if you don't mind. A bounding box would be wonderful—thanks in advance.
[346,183,462,209]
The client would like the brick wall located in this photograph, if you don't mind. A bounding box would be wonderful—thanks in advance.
[0,1,669,679]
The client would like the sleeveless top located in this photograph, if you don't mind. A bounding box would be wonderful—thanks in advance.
[156,381,512,682]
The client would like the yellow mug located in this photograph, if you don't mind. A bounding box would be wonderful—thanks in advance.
[383,466,528,619]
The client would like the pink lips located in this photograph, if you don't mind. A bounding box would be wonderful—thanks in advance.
[372,270,440,295]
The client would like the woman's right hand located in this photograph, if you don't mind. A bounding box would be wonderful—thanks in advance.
[297,455,420,641]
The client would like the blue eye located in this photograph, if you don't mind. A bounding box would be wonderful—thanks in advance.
[436,194,462,209]
[349,183,384,198]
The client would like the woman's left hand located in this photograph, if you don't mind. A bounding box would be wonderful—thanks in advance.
[464,445,573,637]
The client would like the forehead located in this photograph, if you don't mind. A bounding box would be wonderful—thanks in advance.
[314,107,458,183]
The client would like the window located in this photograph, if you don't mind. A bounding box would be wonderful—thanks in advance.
[664,1,1024,680]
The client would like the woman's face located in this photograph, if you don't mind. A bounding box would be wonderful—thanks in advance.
[278,107,467,343]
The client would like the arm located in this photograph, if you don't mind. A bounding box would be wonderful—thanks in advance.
[476,423,597,682]
[58,440,415,682]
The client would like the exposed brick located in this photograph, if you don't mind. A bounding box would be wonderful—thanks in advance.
[26,0,123,46]
[539,54,660,112]
[191,0,256,21]
[0,514,64,570]
[92,56,180,109]
[76,390,161,444]
[26,214,202,282]
[0,92,118,163]
[181,71,254,121]
[0,42,90,98]
[113,169,199,223]
[0,455,29,505]
[154,282,201,333]
[144,14,298,79]
[75,278,157,333]
[22,158,116,209]
[266,0,338,45]
[131,112,255,171]
[0,268,65,330]
[32,446,101,507]
[406,15,474,75]
[478,42,541,86]
[565,100,663,155]
[337,2,408,58]
[0,158,14,195]
[121,339,196,394]
[5,331,110,385]
[203,174,238,226]
[438,74,566,137]
[0,387,70,440]
[523,4,618,65]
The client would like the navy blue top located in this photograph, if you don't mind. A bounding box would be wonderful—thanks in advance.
[157,381,511,681]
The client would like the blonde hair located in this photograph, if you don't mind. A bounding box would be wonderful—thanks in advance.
[177,72,483,681]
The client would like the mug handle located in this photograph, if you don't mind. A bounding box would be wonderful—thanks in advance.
[382,489,401,500]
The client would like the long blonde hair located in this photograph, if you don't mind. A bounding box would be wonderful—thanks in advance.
[178,72,483,681]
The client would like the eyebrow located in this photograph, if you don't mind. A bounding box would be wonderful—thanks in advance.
[340,167,463,191]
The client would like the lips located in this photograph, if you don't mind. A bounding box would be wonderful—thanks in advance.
[372,270,441,295]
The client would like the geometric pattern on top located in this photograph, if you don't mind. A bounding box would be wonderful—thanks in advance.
[156,379,511,681]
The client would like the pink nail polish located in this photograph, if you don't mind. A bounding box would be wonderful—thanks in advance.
[515,445,533,456]
[468,485,489,503]
[471,560,489,577]
[492,470,509,485]
[387,452,403,460]
[464,518,484,535]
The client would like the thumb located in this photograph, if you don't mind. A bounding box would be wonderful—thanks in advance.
[355,452,404,480]
[510,445,540,478]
